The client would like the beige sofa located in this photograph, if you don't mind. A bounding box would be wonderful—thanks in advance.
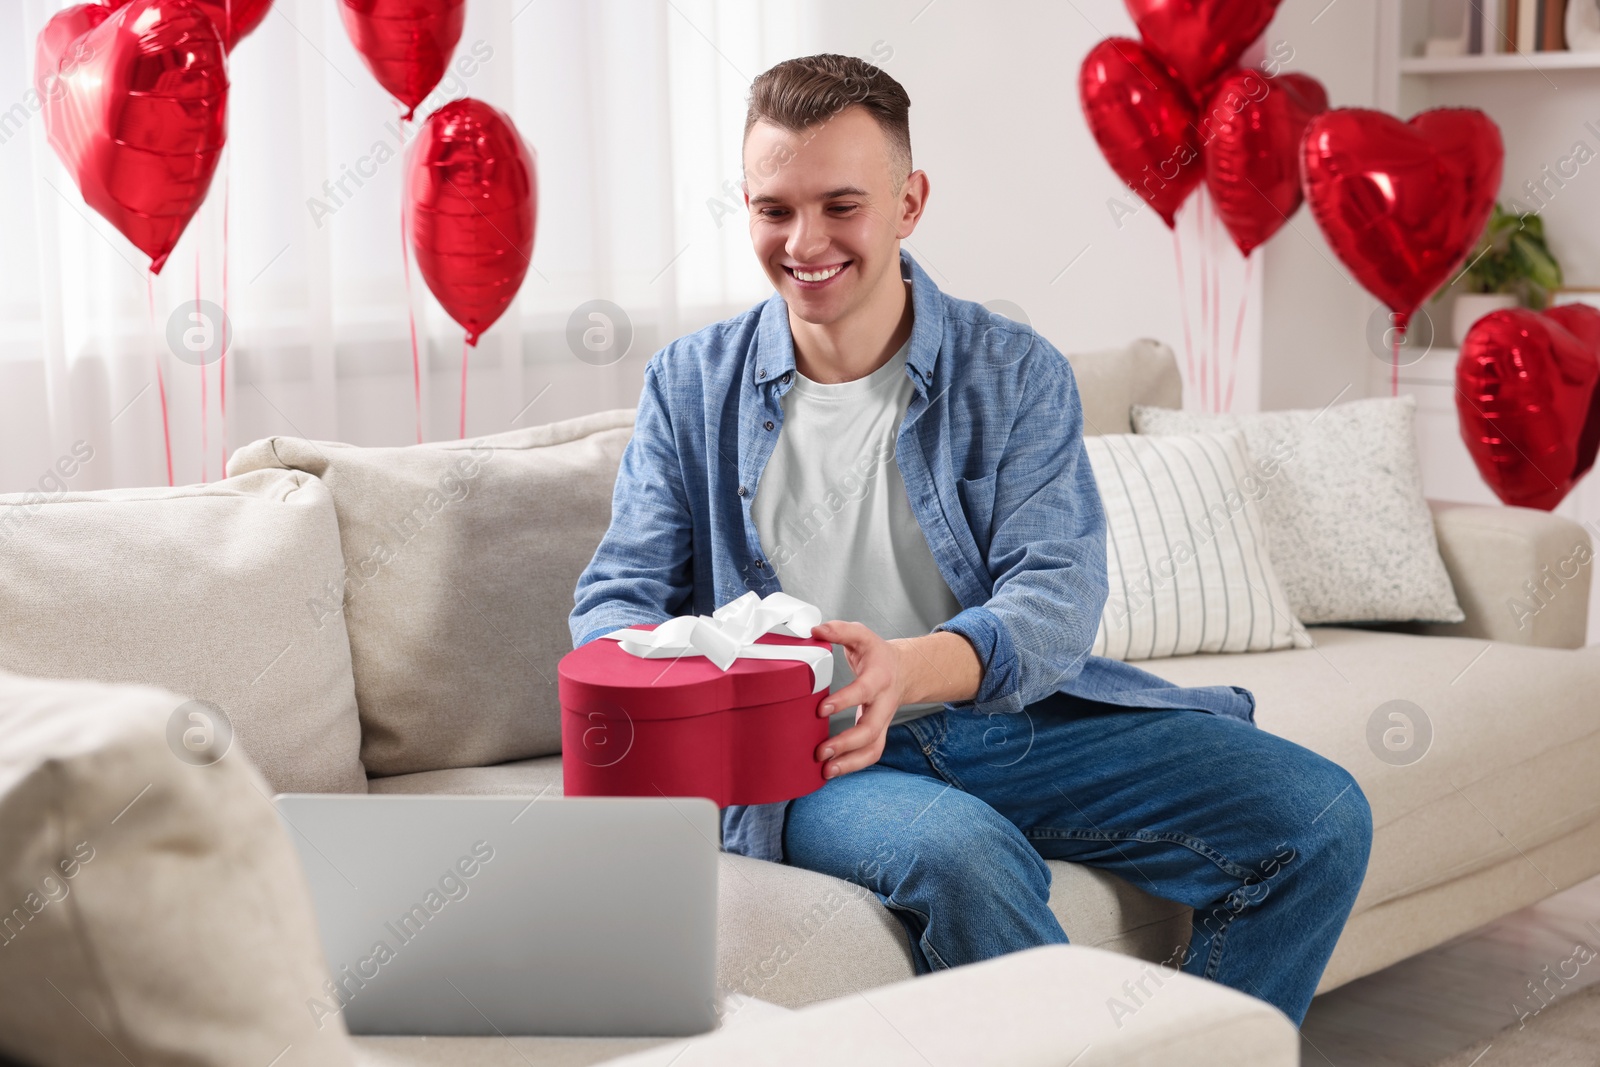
[315,339,1600,1005]
[0,666,1294,1067]
[2,338,1595,1065]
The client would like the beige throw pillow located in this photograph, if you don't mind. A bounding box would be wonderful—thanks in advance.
[226,410,636,778]
[0,468,365,794]
[0,668,355,1067]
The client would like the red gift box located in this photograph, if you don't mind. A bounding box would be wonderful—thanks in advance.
[559,623,833,807]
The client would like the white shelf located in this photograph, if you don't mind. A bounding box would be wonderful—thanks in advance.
[1400,51,1600,74]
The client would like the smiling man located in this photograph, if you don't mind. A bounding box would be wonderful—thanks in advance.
[569,54,1371,1027]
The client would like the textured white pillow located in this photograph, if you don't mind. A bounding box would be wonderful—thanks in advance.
[1084,431,1312,661]
[1131,395,1465,626]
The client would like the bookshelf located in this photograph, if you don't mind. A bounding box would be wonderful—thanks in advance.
[1398,50,1600,72]
[1378,0,1600,113]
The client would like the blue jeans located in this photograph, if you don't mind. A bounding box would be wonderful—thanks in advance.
[782,693,1372,1026]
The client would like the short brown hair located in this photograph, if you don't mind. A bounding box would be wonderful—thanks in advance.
[744,54,912,188]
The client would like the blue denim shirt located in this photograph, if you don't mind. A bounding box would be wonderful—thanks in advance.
[569,248,1257,863]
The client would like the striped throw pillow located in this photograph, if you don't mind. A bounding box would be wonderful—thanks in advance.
[1084,430,1313,661]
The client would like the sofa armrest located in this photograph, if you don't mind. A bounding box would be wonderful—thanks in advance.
[594,944,1296,1067]
[1409,499,1593,648]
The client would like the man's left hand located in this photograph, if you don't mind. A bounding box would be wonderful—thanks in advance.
[808,621,983,779]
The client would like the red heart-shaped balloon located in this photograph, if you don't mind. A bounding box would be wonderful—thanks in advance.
[36,3,109,73]
[1457,304,1600,510]
[1079,37,1202,229]
[338,0,466,120]
[106,0,273,51]
[1125,0,1284,96]
[406,99,538,345]
[36,0,229,275]
[1203,69,1327,256]
[1302,108,1503,330]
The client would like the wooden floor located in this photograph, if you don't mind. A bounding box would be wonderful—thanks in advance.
[1300,872,1600,1065]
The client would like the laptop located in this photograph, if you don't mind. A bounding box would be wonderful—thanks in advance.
[273,793,720,1037]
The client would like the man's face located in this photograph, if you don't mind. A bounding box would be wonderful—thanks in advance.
[742,106,915,326]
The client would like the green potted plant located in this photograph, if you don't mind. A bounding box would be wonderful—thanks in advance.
[1448,203,1564,345]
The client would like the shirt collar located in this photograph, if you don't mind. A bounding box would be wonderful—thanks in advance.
[753,247,942,391]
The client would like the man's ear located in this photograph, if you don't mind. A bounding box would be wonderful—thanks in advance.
[897,169,930,238]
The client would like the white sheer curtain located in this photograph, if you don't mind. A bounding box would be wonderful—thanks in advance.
[0,0,815,492]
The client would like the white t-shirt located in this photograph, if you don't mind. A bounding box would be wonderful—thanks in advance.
[752,326,964,734]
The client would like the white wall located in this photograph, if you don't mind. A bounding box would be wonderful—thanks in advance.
[1257,0,1384,413]
[807,0,1262,418]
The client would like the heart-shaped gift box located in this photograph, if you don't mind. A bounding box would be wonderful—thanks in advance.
[559,593,834,808]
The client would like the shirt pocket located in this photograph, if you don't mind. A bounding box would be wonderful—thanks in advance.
[954,472,999,560]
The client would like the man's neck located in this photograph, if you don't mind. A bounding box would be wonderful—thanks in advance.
[789,271,914,386]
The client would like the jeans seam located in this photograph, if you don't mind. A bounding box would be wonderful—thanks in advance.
[1024,827,1258,882]
[1027,828,1266,984]
[883,898,952,972]
[1200,905,1232,980]
[904,713,969,793]
[904,711,947,751]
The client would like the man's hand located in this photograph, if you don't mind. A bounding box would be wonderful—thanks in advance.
[808,621,982,780]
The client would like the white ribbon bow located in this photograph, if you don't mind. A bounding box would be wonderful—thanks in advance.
[598,591,835,694]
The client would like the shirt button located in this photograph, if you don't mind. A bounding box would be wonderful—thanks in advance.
[764,420,774,431]
[737,485,747,497]
[780,372,791,384]
[755,560,767,569]
[758,369,767,379]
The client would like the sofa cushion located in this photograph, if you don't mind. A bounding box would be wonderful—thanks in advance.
[715,853,917,1005]
[1132,395,1465,626]
[370,758,1196,1009]
[0,468,365,793]
[348,996,792,1067]
[0,668,355,1066]
[1085,430,1311,660]
[1141,627,1600,910]
[351,1035,664,1067]
[715,852,1195,1009]
[227,410,636,777]
[596,945,1298,1067]
[368,756,565,797]
[1063,338,1183,437]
